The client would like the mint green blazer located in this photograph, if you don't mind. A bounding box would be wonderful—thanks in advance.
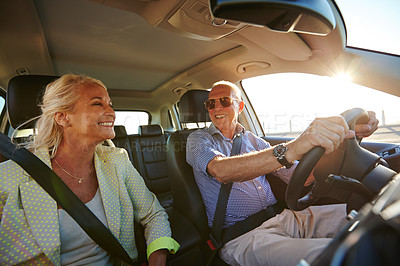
[0,145,179,265]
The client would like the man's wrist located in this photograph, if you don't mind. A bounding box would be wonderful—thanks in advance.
[273,143,294,169]
[284,141,296,163]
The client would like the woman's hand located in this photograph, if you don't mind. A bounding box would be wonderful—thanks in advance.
[148,249,168,266]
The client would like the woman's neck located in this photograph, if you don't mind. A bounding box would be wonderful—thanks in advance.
[55,140,97,167]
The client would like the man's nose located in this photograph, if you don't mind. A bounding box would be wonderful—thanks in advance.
[214,99,224,109]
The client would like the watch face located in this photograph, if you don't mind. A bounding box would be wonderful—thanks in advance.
[273,144,287,157]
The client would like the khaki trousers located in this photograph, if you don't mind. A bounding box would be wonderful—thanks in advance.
[219,204,348,266]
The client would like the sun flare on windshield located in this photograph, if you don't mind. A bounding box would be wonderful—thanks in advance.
[333,73,352,83]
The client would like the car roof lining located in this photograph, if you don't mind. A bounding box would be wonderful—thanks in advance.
[0,0,346,96]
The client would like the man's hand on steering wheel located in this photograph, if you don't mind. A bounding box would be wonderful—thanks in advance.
[287,111,377,163]
[286,116,353,164]
[285,108,378,211]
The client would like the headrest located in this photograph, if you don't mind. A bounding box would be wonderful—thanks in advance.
[139,124,164,137]
[178,90,211,123]
[7,75,59,129]
[114,125,128,138]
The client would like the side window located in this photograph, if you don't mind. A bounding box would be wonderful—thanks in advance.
[0,90,6,130]
[242,73,400,143]
[0,92,5,118]
[114,111,150,134]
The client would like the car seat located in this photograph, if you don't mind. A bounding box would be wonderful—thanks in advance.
[7,75,59,130]
[130,124,173,209]
[167,90,231,266]
[167,89,210,240]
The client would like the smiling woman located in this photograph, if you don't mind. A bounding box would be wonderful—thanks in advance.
[0,74,179,265]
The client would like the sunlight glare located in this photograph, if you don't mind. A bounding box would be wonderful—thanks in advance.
[333,73,352,83]
[242,73,400,140]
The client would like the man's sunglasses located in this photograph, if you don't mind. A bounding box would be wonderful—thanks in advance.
[204,96,240,110]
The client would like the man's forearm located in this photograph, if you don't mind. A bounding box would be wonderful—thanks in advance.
[207,144,292,183]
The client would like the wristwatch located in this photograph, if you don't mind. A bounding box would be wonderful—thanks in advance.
[272,143,293,169]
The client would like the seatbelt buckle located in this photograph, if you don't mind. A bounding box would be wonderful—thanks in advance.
[207,233,222,251]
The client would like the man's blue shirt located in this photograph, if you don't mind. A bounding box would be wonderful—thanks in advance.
[186,123,295,227]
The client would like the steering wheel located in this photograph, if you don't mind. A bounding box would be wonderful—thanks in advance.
[285,108,376,211]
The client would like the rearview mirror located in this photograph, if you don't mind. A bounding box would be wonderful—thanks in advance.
[209,0,336,36]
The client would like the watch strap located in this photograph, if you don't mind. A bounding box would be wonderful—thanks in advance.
[278,155,293,169]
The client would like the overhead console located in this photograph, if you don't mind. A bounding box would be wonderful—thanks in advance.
[90,0,247,41]
[88,0,345,62]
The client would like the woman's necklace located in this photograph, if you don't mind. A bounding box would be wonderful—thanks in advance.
[54,158,92,184]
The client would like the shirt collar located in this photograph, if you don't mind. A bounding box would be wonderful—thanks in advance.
[209,123,245,140]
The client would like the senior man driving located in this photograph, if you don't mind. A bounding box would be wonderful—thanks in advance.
[186,80,378,266]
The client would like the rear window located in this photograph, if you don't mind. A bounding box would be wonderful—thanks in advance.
[6,109,150,138]
[114,111,150,134]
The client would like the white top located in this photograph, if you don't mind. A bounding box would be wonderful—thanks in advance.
[58,189,114,265]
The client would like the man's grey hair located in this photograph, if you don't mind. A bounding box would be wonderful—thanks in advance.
[211,80,242,100]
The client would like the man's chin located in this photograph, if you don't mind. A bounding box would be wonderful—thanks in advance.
[213,121,227,130]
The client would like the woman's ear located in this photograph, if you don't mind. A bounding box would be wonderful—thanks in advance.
[55,112,70,127]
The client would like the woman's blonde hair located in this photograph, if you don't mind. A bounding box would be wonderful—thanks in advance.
[28,74,107,157]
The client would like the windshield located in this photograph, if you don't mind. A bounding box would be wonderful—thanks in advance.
[335,0,400,55]
[242,73,400,143]
[241,1,400,144]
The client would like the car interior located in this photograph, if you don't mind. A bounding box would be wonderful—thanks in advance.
[1,0,400,265]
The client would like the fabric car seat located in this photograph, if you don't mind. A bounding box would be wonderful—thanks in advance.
[130,124,173,209]
[167,89,212,243]
[167,89,229,265]
[112,125,134,162]
[6,75,59,130]
[113,123,203,263]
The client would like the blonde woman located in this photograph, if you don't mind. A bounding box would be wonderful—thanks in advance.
[0,74,179,265]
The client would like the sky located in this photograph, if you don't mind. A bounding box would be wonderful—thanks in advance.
[335,0,400,55]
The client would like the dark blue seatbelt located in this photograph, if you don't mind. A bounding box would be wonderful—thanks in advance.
[207,133,242,257]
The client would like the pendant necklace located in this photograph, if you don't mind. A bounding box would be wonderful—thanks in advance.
[54,158,92,184]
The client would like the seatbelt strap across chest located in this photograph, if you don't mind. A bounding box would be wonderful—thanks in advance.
[208,132,242,250]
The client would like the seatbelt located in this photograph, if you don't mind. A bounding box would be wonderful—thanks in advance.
[206,132,283,265]
[206,132,242,264]
[221,203,282,244]
[0,132,135,265]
